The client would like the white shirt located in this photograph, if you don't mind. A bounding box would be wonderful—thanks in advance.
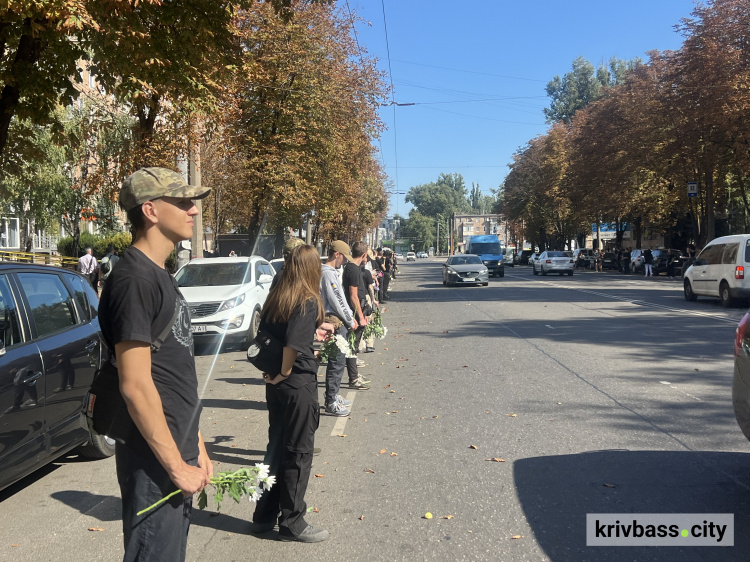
[78,253,97,274]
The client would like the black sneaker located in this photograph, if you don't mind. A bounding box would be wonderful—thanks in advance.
[279,525,329,543]
[250,521,276,534]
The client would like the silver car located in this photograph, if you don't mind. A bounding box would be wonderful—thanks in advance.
[443,254,489,287]
[533,251,574,276]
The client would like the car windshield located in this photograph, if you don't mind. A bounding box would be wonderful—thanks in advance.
[451,255,483,265]
[176,262,253,287]
[470,243,501,255]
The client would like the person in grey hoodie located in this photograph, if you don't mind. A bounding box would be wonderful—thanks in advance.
[320,241,361,416]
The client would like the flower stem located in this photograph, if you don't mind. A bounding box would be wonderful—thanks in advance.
[137,489,183,516]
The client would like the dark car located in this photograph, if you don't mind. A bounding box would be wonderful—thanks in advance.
[651,249,686,277]
[601,252,618,270]
[0,263,114,491]
[516,250,534,266]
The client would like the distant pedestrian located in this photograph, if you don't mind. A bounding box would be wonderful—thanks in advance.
[594,249,602,272]
[228,250,237,257]
[77,247,99,289]
[342,241,371,389]
[623,248,631,274]
[643,249,653,277]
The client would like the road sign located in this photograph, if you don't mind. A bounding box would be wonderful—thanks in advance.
[687,182,698,198]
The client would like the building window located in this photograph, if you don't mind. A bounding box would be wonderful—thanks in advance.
[0,217,20,249]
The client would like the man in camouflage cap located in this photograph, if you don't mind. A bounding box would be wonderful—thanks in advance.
[99,167,212,561]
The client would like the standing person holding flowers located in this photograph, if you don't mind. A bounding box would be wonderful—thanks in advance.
[251,244,330,542]
[98,167,213,562]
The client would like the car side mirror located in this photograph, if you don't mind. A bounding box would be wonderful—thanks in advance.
[257,274,274,285]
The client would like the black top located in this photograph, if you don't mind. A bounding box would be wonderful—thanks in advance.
[361,267,374,287]
[99,246,201,460]
[343,262,365,311]
[260,298,319,388]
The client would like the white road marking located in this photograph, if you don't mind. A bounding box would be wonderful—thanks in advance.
[545,325,555,329]
[330,391,356,436]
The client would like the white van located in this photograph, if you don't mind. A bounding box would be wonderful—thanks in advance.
[684,234,750,307]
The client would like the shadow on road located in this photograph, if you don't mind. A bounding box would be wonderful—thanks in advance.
[201,398,267,411]
[514,450,750,561]
[50,490,121,521]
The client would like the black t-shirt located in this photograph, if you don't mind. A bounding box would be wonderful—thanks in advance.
[99,246,201,460]
[361,267,374,287]
[260,299,319,388]
[343,262,365,311]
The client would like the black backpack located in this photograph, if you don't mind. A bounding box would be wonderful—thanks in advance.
[84,302,179,443]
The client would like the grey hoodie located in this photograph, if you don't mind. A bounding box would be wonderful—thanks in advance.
[321,263,355,329]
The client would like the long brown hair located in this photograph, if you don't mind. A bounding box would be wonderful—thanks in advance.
[261,244,324,325]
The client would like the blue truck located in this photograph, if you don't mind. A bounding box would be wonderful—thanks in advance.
[465,234,505,277]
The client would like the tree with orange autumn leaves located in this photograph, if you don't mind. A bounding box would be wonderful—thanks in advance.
[504,0,750,249]
[200,2,388,246]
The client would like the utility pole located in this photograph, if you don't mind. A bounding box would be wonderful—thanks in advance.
[436,220,440,256]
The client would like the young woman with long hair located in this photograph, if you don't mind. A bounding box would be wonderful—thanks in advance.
[250,244,330,543]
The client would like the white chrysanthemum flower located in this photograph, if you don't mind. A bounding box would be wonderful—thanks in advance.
[255,463,270,480]
[248,488,261,503]
[264,474,276,489]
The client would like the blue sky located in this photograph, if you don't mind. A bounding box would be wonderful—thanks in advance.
[344,0,700,217]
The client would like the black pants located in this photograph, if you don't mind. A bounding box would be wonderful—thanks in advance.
[253,376,319,537]
[116,443,195,562]
[345,326,365,383]
[382,273,391,299]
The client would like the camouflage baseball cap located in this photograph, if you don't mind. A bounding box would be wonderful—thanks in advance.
[283,237,306,260]
[119,167,211,212]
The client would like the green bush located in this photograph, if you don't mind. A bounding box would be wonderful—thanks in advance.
[94,232,132,257]
[57,231,133,258]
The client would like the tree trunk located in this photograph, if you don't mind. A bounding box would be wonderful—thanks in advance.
[633,216,642,249]
[273,224,285,258]
[705,168,715,243]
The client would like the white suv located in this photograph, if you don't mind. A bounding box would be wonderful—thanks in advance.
[406,252,416,261]
[684,234,750,307]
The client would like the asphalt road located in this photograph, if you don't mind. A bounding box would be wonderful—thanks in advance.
[1,260,749,561]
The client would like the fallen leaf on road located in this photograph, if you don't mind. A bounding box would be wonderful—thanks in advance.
[359,515,365,520]
[12,544,18,547]
[442,515,454,520]
[468,444,478,450]
[511,535,524,540]
[384,348,389,351]
[384,384,391,388]
[364,468,376,473]
[603,483,616,488]
[506,413,517,417]
[485,410,491,414]
[385,412,391,415]
[88,527,105,532]
[314,508,320,513]
[419,417,425,419]
[424,512,433,519]
[557,402,562,405]
[380,449,386,454]
[337,434,348,437]
[390,452,398,456]
[486,458,506,462]
[392,410,398,413]
[314,474,325,478]
[462,365,468,368]
[231,444,237,448]
[433,415,439,418]
[390,390,395,393]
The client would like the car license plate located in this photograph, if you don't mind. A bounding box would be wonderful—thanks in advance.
[191,325,207,333]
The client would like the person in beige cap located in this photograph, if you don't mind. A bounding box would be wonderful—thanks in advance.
[98,167,211,561]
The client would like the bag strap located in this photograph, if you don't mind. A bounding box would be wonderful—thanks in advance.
[151,297,180,352]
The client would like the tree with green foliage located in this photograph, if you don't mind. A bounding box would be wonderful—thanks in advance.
[405,172,470,218]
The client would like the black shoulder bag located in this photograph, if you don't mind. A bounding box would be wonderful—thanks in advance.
[84,302,180,444]
[246,327,284,375]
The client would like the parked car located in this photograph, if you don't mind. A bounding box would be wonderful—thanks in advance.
[442,254,489,287]
[175,256,275,350]
[601,252,618,270]
[0,263,114,491]
[572,248,595,269]
[733,310,750,442]
[533,251,574,276]
[417,252,428,259]
[406,252,416,261]
[516,250,534,266]
[652,249,686,277]
[684,234,750,307]
[395,253,404,260]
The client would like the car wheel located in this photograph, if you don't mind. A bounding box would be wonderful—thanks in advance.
[684,279,697,302]
[78,432,116,459]
[541,267,547,276]
[532,266,538,275]
[241,308,262,351]
[720,281,735,308]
